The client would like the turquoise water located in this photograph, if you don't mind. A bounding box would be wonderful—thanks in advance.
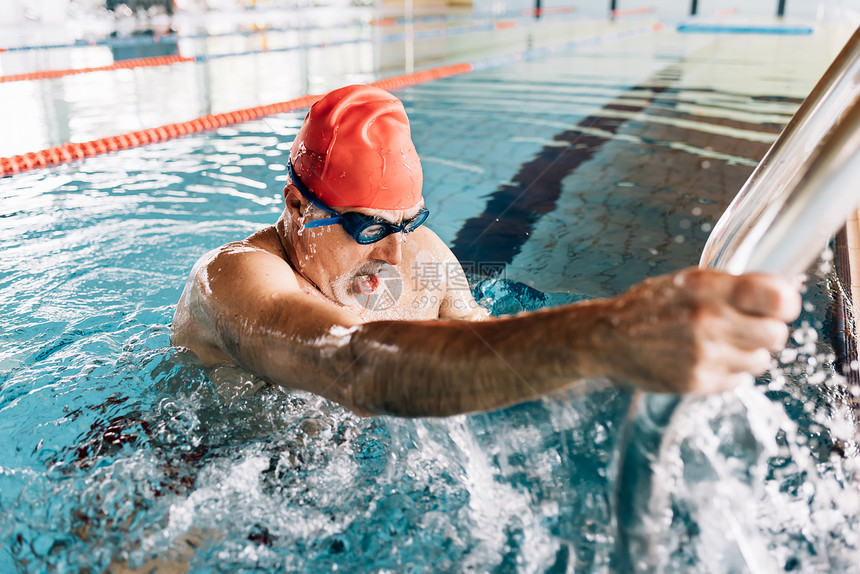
[2,25,860,572]
[0,82,627,573]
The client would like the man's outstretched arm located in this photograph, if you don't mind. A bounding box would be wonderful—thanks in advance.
[173,246,800,417]
[345,270,799,415]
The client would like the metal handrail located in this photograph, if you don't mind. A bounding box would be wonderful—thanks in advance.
[616,26,860,574]
[726,88,860,276]
[699,26,860,274]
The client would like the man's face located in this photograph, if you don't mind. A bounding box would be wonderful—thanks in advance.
[290,197,426,309]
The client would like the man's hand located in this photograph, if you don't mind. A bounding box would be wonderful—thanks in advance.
[596,269,802,395]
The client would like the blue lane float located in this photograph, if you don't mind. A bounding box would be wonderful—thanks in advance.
[677,24,814,35]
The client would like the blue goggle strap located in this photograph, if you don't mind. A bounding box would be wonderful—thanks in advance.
[287,158,343,227]
[303,216,342,229]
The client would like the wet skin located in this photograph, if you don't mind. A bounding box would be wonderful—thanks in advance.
[172,186,801,417]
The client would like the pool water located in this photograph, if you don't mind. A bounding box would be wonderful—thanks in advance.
[2,15,860,572]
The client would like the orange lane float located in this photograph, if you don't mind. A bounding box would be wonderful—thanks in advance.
[0,54,195,84]
[611,7,653,17]
[0,23,662,177]
[0,63,474,177]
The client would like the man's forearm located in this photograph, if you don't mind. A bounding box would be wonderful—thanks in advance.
[339,301,612,417]
[226,269,799,417]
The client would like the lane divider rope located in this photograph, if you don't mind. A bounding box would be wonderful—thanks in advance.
[0,54,194,83]
[2,6,580,53]
[0,63,471,177]
[611,8,653,18]
[0,23,661,177]
[0,14,568,84]
[677,23,814,34]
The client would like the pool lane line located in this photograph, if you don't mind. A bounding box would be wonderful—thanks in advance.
[0,23,662,178]
[520,6,576,17]
[0,54,195,84]
[372,6,574,26]
[677,24,814,34]
[451,52,781,270]
[1,21,360,53]
[714,8,739,17]
[0,63,470,177]
[1,34,458,84]
[451,82,671,266]
[1,5,581,53]
[0,13,573,84]
[611,7,653,18]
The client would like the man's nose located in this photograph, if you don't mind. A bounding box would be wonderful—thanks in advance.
[369,233,403,266]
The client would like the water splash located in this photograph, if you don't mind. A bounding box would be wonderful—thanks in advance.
[619,259,860,573]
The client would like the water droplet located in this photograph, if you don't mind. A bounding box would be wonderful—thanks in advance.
[792,326,817,345]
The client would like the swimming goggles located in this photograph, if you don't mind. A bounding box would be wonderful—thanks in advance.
[287,159,430,245]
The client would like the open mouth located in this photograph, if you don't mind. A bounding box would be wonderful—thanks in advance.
[354,273,380,294]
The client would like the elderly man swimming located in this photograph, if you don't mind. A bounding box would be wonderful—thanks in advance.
[171,84,800,417]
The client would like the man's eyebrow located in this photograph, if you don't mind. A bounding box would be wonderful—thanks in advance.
[371,202,425,225]
[401,202,426,221]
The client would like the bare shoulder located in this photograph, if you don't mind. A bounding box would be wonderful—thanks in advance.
[400,226,462,275]
[187,227,300,304]
[171,227,302,363]
[403,226,454,259]
[403,227,491,321]
[171,225,364,372]
[201,233,301,300]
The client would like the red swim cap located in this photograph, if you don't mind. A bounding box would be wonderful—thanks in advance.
[289,84,423,210]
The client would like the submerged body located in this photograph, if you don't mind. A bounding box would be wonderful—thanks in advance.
[171,84,800,417]
[172,214,488,366]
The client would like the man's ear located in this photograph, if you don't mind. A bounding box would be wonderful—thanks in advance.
[284,185,305,218]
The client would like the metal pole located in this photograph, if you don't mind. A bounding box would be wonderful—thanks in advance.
[777,0,787,17]
[719,89,860,277]
[700,27,860,270]
[690,0,698,16]
[610,0,617,18]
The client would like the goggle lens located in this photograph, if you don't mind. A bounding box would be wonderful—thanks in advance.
[346,208,430,244]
